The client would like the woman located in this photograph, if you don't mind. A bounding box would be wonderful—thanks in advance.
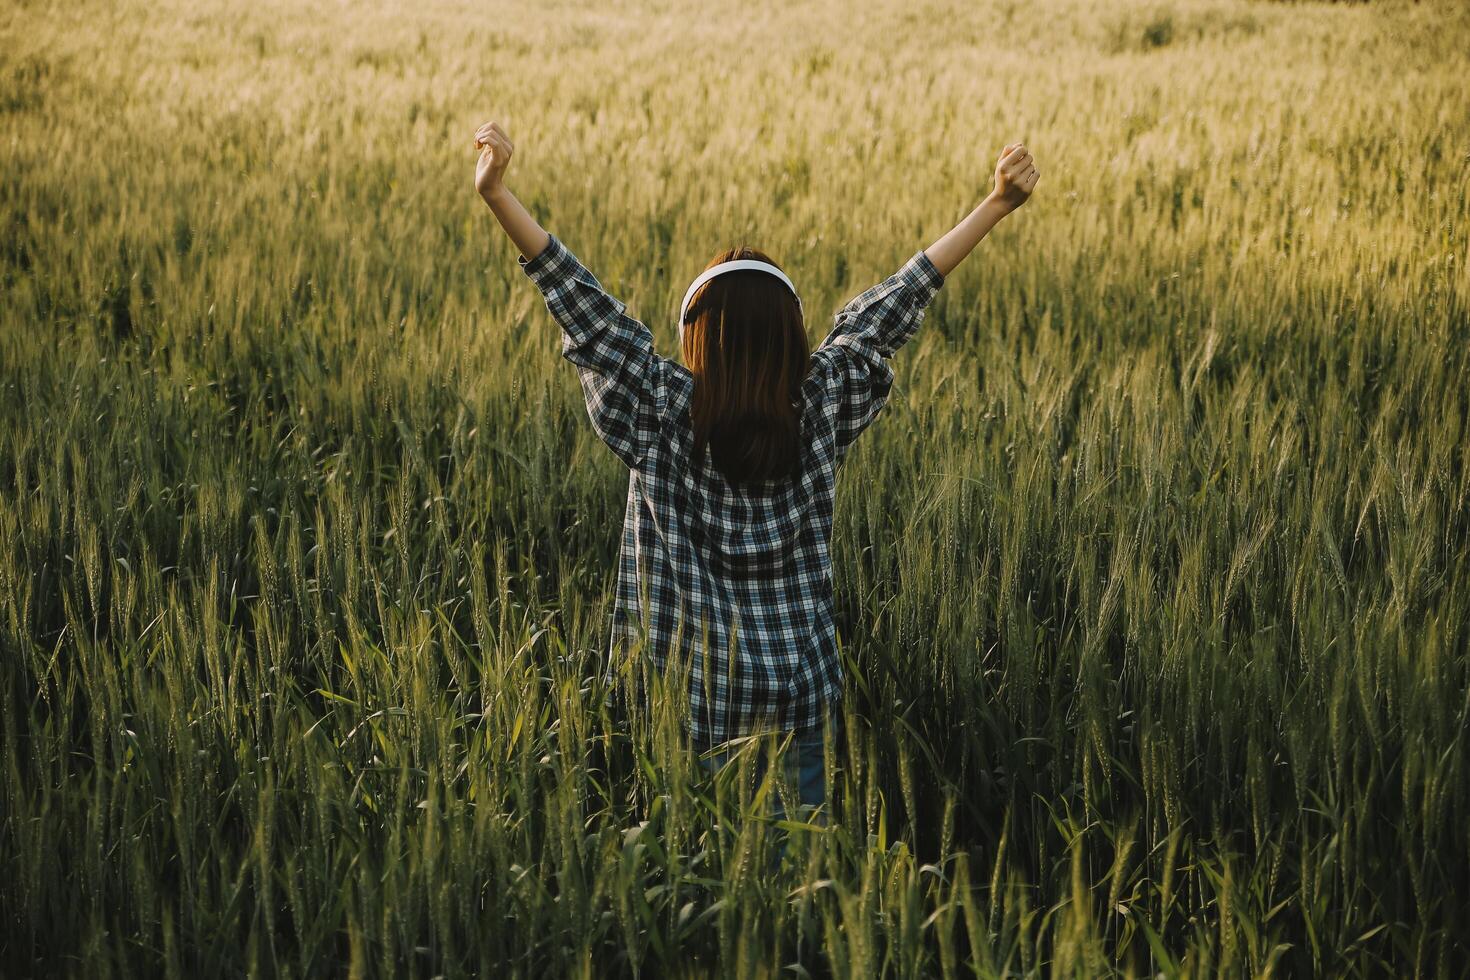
[473,120,1038,826]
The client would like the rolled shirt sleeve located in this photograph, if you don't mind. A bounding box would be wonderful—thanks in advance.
[518,233,670,469]
[804,249,946,457]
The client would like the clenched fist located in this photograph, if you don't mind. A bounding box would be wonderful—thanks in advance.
[992,142,1039,211]
[474,121,513,202]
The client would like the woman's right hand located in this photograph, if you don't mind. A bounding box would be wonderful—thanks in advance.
[921,143,1037,277]
[990,142,1039,211]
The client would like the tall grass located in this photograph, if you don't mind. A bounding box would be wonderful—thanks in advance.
[2,0,1468,975]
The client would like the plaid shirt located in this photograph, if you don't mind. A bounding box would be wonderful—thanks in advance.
[518,233,945,747]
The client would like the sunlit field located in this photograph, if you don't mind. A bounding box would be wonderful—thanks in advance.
[2,0,1468,975]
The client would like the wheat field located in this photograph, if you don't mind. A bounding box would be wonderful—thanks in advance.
[2,0,1468,975]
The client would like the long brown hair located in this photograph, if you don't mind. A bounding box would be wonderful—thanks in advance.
[681,246,810,484]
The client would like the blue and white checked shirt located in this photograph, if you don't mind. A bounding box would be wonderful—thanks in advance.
[519,233,945,748]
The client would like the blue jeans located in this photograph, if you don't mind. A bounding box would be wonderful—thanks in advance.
[696,711,842,826]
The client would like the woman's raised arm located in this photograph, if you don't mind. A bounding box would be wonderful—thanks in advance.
[474,120,671,470]
[475,121,551,262]
[922,142,1039,277]
[804,142,1040,458]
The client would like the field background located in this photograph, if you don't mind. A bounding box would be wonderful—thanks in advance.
[3,0,1469,975]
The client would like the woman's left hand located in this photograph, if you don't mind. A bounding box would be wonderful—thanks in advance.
[474,121,513,202]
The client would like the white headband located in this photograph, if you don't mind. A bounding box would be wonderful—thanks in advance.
[677,260,801,338]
